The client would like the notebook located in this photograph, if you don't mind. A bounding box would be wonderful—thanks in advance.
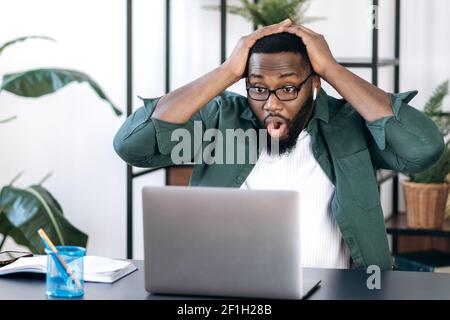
[0,255,137,283]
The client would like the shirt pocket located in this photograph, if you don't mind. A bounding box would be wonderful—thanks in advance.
[336,148,380,210]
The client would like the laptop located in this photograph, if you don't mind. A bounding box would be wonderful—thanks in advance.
[142,186,321,299]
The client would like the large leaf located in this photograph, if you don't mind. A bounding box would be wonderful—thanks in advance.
[0,185,88,254]
[0,68,122,116]
[0,116,17,124]
[0,35,55,56]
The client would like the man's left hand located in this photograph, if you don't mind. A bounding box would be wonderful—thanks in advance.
[287,24,393,122]
[286,25,338,80]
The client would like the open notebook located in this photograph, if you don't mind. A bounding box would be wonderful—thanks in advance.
[0,255,137,283]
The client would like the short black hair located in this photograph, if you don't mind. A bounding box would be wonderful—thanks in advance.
[247,32,311,74]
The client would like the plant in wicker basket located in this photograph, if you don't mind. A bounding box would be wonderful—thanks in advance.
[403,80,450,229]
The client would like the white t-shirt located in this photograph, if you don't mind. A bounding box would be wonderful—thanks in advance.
[240,130,350,269]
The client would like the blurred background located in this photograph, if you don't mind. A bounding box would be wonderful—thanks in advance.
[0,0,449,260]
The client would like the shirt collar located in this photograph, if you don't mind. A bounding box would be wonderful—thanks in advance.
[239,87,330,128]
[239,104,258,125]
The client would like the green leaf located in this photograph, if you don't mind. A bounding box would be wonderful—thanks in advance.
[8,171,24,186]
[0,115,17,124]
[0,185,88,254]
[0,35,55,56]
[423,80,450,137]
[244,1,270,26]
[424,80,449,115]
[408,141,450,183]
[201,0,325,27]
[1,68,123,116]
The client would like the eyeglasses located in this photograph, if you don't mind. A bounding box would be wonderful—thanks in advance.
[246,71,314,102]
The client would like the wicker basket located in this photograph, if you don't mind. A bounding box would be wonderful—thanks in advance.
[403,181,450,229]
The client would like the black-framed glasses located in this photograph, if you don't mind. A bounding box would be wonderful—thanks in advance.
[246,71,314,101]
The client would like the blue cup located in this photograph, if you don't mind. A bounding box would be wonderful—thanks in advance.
[45,246,86,298]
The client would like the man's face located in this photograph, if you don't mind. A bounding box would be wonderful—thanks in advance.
[246,52,318,154]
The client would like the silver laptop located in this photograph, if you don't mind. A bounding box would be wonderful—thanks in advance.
[142,186,321,299]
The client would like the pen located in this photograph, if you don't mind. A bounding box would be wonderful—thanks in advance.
[37,228,82,289]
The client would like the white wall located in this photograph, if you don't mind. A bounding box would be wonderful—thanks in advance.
[1,0,449,259]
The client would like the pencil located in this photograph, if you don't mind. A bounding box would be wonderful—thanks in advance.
[37,228,82,289]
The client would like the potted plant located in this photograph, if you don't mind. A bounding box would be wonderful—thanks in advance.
[0,36,122,253]
[403,80,450,229]
[203,0,324,27]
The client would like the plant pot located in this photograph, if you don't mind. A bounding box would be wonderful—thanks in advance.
[402,181,449,229]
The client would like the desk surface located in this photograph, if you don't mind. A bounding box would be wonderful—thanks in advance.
[1,260,450,300]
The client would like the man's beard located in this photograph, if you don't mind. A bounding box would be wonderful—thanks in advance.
[262,94,315,156]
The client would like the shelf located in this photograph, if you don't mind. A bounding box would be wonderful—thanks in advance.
[337,57,399,68]
[132,164,194,179]
[386,213,450,237]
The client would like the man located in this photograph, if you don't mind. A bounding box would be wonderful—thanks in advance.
[114,19,444,270]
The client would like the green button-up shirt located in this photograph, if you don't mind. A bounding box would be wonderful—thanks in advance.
[114,88,445,270]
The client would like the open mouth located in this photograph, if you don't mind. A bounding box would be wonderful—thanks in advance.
[266,117,288,139]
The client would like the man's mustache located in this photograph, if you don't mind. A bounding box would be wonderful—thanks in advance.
[263,114,290,125]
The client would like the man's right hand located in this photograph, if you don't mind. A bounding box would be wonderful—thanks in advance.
[221,18,293,82]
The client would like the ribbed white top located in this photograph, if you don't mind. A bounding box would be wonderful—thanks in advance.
[240,130,350,269]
